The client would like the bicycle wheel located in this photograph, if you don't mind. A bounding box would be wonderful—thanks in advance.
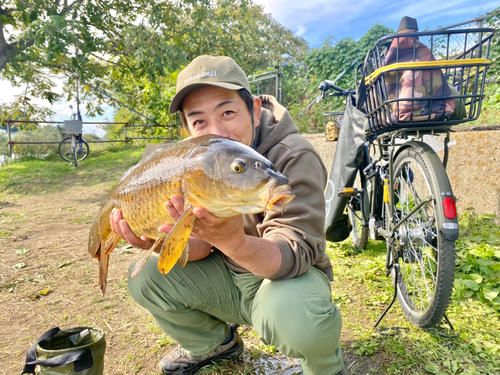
[389,144,455,328]
[77,137,90,161]
[348,169,369,250]
[59,137,89,164]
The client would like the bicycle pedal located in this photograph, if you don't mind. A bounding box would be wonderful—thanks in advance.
[337,188,362,198]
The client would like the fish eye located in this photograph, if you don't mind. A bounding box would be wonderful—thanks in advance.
[253,161,262,169]
[231,160,246,173]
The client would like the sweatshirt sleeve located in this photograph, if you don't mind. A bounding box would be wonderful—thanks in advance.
[256,143,328,280]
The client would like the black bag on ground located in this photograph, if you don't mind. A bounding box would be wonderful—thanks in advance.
[324,95,366,242]
[20,327,106,375]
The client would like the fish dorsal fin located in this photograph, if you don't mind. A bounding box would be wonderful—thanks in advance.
[158,205,196,274]
[130,237,166,278]
[104,232,122,256]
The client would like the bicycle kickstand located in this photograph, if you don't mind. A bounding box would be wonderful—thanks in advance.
[423,314,457,338]
[374,263,457,338]
[373,264,401,335]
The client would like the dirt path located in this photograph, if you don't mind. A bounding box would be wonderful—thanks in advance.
[1,175,386,375]
[0,181,171,374]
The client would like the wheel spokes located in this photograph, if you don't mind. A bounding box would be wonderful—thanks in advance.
[394,160,439,312]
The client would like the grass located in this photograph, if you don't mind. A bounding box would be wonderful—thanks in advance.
[0,143,144,195]
[325,210,500,375]
[161,218,500,374]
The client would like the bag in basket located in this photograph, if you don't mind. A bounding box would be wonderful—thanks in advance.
[382,30,455,123]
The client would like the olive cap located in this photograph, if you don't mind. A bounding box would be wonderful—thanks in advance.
[169,55,251,114]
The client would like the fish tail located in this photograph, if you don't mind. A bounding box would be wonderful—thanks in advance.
[89,204,121,295]
[99,250,109,296]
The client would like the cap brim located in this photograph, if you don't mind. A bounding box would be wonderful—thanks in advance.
[169,82,246,114]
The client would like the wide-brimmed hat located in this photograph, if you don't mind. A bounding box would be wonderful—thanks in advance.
[169,55,251,114]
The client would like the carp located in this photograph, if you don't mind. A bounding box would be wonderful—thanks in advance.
[88,134,295,294]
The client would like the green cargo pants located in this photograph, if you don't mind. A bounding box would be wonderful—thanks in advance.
[128,252,344,375]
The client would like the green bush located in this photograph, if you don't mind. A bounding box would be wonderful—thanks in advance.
[12,125,63,158]
[0,131,9,156]
[454,209,500,311]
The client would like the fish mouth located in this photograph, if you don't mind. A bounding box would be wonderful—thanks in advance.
[265,184,295,213]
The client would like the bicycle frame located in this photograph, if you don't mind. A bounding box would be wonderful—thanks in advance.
[359,129,459,242]
[58,133,89,166]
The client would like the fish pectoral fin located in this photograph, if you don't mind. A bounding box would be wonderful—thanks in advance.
[104,232,121,256]
[158,205,196,274]
[177,241,189,268]
[130,237,166,278]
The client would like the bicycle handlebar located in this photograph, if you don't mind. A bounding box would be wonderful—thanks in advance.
[318,80,347,94]
[299,58,358,116]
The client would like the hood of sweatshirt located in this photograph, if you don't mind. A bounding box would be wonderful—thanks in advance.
[253,95,299,155]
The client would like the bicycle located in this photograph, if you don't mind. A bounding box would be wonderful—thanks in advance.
[58,113,89,167]
[319,22,495,331]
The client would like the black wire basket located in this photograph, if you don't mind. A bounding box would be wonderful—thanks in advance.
[361,27,495,134]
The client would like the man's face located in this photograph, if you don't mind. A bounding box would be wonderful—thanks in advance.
[182,86,261,146]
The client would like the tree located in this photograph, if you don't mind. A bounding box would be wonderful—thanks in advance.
[305,23,393,89]
[0,0,307,127]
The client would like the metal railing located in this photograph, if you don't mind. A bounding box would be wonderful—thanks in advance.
[3,119,178,159]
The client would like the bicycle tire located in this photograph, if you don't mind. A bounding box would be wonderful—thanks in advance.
[389,144,455,328]
[349,169,369,250]
[59,137,89,163]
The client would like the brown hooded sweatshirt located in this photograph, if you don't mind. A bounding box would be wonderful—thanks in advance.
[219,95,334,281]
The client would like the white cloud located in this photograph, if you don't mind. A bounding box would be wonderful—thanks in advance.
[295,25,307,37]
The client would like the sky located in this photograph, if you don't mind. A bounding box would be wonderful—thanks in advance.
[253,0,498,47]
[1,0,498,136]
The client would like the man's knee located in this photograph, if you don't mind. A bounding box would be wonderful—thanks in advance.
[252,273,342,357]
[127,256,183,311]
[127,257,155,307]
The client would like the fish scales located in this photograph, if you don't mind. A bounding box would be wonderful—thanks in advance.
[88,135,295,295]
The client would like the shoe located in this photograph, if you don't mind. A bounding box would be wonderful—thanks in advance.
[159,324,244,375]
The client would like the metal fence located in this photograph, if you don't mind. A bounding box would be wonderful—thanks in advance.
[2,119,178,159]
[248,66,282,102]
[437,12,499,83]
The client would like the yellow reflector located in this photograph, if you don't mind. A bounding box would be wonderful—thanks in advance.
[383,180,390,203]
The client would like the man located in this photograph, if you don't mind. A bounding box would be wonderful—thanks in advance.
[110,55,348,375]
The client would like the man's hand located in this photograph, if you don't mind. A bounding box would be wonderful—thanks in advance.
[110,208,156,250]
[167,195,281,276]
[166,195,246,252]
[110,204,211,260]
